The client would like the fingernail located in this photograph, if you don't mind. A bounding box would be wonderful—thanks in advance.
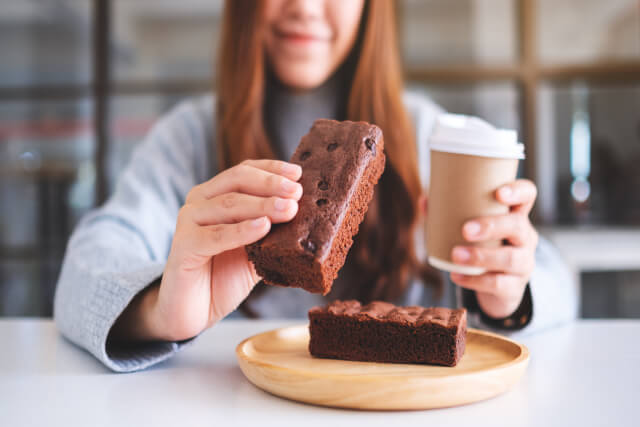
[281,179,297,193]
[464,221,482,237]
[452,247,471,263]
[251,217,267,228]
[419,196,428,213]
[282,163,301,176]
[500,186,513,200]
[274,198,289,211]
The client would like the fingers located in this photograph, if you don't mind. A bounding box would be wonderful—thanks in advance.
[187,161,303,202]
[450,272,526,300]
[451,245,534,276]
[462,213,536,247]
[452,181,536,317]
[188,192,298,225]
[496,179,537,214]
[208,247,260,325]
[240,159,302,181]
[418,194,428,217]
[191,217,272,258]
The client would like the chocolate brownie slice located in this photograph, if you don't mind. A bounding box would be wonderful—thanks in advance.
[246,119,385,295]
[309,300,467,366]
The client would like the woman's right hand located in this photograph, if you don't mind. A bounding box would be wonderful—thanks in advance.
[112,159,302,342]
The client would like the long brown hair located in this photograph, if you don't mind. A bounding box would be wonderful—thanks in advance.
[216,0,440,312]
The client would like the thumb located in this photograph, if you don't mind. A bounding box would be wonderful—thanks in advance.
[209,247,259,324]
[418,193,428,217]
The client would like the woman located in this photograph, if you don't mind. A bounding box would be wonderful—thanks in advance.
[54,0,576,372]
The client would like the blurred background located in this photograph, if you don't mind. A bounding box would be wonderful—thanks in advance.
[1,0,639,318]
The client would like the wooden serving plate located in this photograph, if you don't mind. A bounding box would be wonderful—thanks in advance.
[236,325,529,410]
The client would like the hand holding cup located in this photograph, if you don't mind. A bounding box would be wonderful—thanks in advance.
[425,114,536,319]
[449,179,538,318]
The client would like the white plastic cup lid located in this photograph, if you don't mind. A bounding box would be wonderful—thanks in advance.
[429,113,525,159]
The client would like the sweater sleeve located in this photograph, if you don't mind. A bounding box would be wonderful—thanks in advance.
[53,96,215,372]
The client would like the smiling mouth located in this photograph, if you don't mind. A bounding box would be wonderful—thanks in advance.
[274,28,330,44]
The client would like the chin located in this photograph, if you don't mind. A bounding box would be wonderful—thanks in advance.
[272,61,332,90]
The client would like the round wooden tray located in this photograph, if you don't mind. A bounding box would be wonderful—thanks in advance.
[236,325,529,410]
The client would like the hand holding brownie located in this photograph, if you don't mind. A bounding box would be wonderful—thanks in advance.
[448,179,539,319]
[112,160,303,342]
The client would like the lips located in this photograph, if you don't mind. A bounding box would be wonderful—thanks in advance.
[273,23,332,43]
[278,31,322,43]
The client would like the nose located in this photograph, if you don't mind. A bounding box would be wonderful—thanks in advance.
[282,0,324,20]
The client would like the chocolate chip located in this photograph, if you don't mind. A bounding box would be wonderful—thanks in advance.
[317,180,329,190]
[300,151,311,161]
[301,239,317,254]
[316,198,328,207]
[327,143,338,152]
[364,138,376,154]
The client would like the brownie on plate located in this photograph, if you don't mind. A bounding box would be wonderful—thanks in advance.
[246,119,385,295]
[308,300,467,367]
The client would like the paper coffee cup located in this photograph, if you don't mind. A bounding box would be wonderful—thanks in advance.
[426,114,525,275]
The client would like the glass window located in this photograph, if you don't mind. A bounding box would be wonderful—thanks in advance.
[0,98,94,254]
[581,270,640,318]
[0,177,39,249]
[0,99,95,229]
[538,0,640,64]
[401,0,518,67]
[0,260,44,316]
[0,1,92,87]
[537,83,640,225]
[0,99,94,316]
[112,0,223,83]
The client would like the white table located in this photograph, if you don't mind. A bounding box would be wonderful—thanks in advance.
[1,319,638,427]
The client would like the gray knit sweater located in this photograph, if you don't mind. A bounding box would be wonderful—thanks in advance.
[54,91,578,372]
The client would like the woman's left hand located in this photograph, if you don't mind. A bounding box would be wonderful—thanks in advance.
[449,179,539,319]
